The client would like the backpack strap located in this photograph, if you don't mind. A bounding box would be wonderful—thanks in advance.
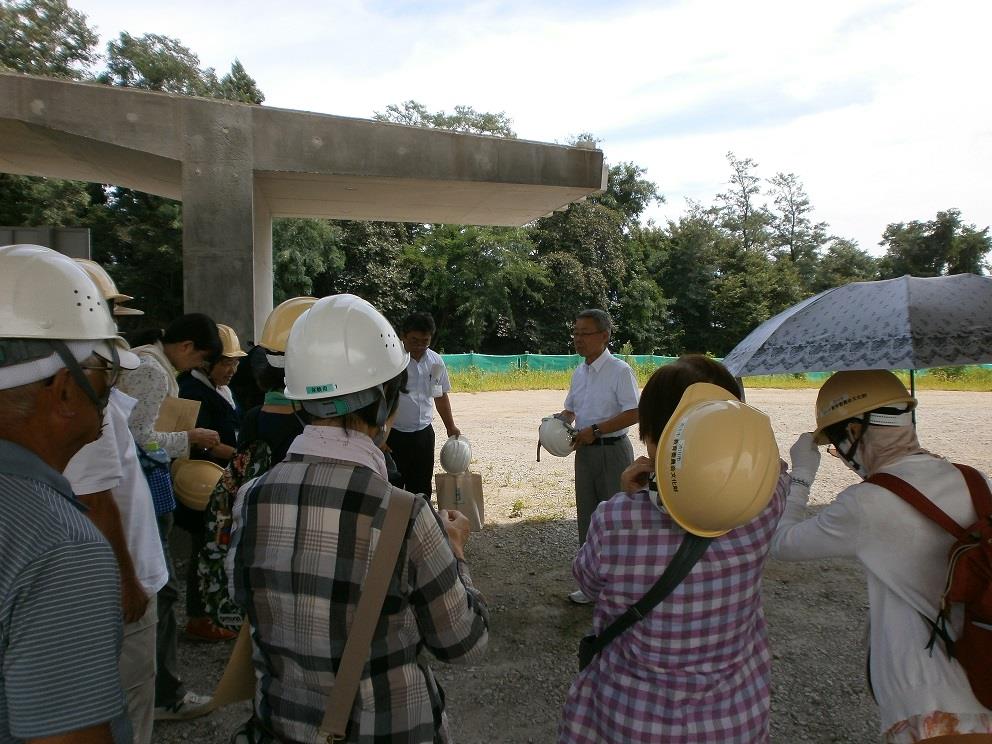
[866,472,970,542]
[953,463,992,529]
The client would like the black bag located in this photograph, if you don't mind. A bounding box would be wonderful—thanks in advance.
[577,533,712,671]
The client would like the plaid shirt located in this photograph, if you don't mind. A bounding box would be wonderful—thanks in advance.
[229,430,488,743]
[559,464,789,744]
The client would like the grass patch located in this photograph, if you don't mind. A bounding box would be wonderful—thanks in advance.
[450,365,992,393]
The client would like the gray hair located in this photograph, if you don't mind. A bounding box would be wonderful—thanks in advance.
[0,380,45,424]
[576,309,613,339]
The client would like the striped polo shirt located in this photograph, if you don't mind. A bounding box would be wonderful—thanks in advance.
[0,439,130,744]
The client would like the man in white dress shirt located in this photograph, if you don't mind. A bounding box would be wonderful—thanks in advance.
[386,312,460,498]
[557,309,640,604]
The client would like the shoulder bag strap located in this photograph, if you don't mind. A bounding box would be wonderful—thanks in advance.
[866,472,969,541]
[319,488,416,742]
[589,532,712,657]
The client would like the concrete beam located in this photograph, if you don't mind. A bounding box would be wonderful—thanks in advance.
[0,71,609,332]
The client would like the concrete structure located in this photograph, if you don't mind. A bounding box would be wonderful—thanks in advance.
[0,72,607,338]
[0,226,91,258]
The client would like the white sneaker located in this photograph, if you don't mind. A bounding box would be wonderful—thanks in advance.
[568,589,594,605]
[153,690,213,721]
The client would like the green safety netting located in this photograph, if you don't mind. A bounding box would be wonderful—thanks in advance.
[439,353,679,372]
[438,354,991,378]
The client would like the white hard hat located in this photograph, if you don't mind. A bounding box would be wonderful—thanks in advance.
[284,294,409,420]
[538,416,577,459]
[0,245,139,390]
[440,435,472,474]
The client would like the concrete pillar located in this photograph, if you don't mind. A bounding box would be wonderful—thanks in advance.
[252,182,273,343]
[181,100,255,341]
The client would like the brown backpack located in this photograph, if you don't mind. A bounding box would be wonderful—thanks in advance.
[867,464,992,709]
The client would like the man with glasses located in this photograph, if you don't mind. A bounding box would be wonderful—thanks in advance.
[0,244,140,743]
[386,312,461,498]
[557,309,640,604]
[65,260,168,743]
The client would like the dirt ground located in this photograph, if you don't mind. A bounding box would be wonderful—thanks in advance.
[156,388,992,744]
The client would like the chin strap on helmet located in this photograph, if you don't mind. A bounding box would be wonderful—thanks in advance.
[829,412,871,473]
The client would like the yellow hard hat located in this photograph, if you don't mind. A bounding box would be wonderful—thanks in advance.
[813,370,916,444]
[170,458,225,511]
[259,297,317,353]
[655,382,781,538]
[217,324,247,358]
[74,259,133,303]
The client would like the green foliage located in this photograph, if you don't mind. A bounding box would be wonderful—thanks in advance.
[812,238,879,293]
[401,224,548,353]
[0,0,98,79]
[100,32,219,95]
[713,152,771,254]
[0,173,91,225]
[374,100,516,137]
[879,209,991,277]
[272,218,344,302]
[219,59,264,104]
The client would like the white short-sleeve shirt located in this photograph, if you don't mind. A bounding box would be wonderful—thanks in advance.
[64,388,169,596]
[392,348,451,432]
[563,350,640,434]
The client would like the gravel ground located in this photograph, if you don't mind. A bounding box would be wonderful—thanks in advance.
[155,388,992,744]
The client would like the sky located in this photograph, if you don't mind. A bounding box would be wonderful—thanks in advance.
[71,0,992,255]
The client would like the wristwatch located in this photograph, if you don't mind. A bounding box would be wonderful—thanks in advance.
[591,423,602,439]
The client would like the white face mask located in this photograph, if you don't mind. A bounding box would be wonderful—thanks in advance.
[837,437,869,478]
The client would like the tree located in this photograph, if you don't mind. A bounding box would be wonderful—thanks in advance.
[374,100,516,137]
[592,161,662,231]
[0,173,91,226]
[400,225,547,352]
[88,187,184,326]
[878,209,990,277]
[767,171,827,284]
[713,152,771,254]
[811,238,878,293]
[316,220,419,322]
[99,32,219,96]
[0,0,98,79]
[272,218,344,302]
[220,59,264,104]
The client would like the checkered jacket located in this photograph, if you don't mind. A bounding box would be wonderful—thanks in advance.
[560,464,789,743]
[229,454,489,743]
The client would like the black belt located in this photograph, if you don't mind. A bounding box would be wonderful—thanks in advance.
[591,436,624,446]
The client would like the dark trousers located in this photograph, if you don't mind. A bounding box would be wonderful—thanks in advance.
[154,512,185,706]
[386,424,435,498]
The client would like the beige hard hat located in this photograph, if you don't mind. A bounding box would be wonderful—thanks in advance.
[75,259,144,316]
[112,304,145,317]
[655,382,781,538]
[75,259,133,303]
[171,458,225,511]
[217,324,247,358]
[813,370,916,444]
[259,297,317,353]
